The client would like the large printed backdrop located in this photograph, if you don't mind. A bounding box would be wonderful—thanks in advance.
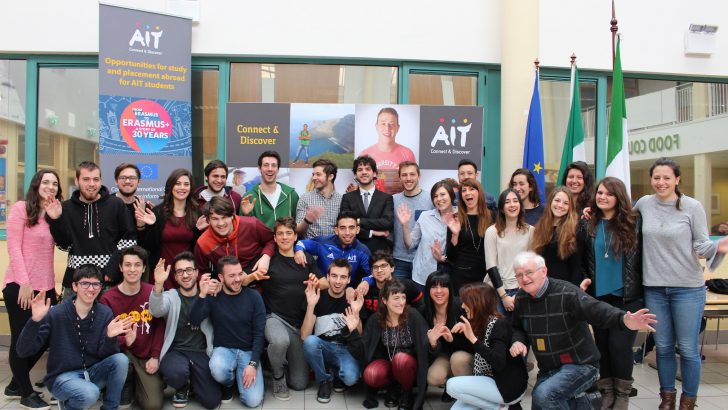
[98,5,192,203]
[226,103,484,195]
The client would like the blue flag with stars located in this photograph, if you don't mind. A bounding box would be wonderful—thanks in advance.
[522,69,546,204]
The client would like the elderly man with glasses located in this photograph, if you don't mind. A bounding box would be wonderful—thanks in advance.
[509,251,656,409]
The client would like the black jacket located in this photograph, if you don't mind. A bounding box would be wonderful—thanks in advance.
[137,204,202,281]
[47,186,137,286]
[582,218,643,305]
[340,188,394,254]
[359,310,429,410]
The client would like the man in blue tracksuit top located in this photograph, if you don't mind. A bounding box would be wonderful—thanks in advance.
[294,211,371,286]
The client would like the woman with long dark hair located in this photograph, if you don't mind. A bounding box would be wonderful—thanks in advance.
[398,180,456,289]
[510,168,544,225]
[561,161,595,215]
[361,279,429,410]
[634,157,728,410]
[581,177,642,410]
[444,178,498,294]
[485,189,534,315]
[3,169,62,408]
[135,168,206,288]
[446,282,528,409]
[531,186,584,286]
[423,271,473,402]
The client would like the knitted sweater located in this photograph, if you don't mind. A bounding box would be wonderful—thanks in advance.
[634,194,724,287]
[16,297,119,389]
[4,201,56,291]
[512,278,627,372]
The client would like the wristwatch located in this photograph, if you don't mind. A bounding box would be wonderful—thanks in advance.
[248,361,258,369]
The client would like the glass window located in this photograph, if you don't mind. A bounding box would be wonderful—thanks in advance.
[0,59,26,228]
[539,78,597,192]
[615,78,728,234]
[38,67,99,195]
[230,63,397,103]
[408,73,477,105]
[191,69,219,187]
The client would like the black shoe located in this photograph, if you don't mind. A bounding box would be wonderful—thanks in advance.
[397,390,412,410]
[5,385,45,401]
[172,389,189,408]
[441,388,455,403]
[317,380,332,403]
[384,388,398,408]
[19,392,50,410]
[363,386,379,409]
[333,378,346,393]
[221,385,234,403]
[119,383,133,409]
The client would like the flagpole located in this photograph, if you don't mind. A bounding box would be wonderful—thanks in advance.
[569,54,576,106]
[611,0,618,63]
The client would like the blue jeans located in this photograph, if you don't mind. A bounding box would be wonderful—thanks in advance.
[51,352,128,410]
[302,335,360,385]
[209,347,264,407]
[447,375,513,410]
[393,259,413,280]
[645,286,705,397]
[294,145,309,163]
[532,364,599,410]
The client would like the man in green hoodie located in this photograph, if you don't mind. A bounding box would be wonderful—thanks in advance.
[240,151,299,228]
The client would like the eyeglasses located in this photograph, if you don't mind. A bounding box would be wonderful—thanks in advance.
[372,263,391,272]
[175,267,197,276]
[118,176,139,182]
[77,281,103,290]
[514,267,543,280]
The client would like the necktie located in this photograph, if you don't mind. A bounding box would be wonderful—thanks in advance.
[363,192,370,213]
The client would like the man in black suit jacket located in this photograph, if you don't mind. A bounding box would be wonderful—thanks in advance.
[340,155,394,254]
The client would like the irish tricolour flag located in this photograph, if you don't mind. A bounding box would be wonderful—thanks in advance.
[605,37,631,196]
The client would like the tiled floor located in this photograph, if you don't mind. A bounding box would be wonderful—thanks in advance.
[3,347,728,409]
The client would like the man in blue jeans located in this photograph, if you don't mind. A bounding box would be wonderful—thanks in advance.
[509,252,656,409]
[189,255,266,408]
[301,259,363,403]
[17,265,131,410]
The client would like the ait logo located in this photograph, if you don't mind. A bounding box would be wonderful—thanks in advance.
[129,22,163,50]
[430,117,473,148]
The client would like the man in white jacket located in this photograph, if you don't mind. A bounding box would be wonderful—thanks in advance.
[148,251,221,409]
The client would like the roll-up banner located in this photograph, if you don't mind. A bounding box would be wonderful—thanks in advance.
[99,4,192,202]
[225,103,484,195]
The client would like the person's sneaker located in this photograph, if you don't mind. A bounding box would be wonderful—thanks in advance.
[221,385,234,403]
[316,380,332,403]
[333,378,346,393]
[119,383,133,409]
[172,390,189,408]
[384,388,398,408]
[4,384,21,400]
[272,376,290,401]
[19,392,51,410]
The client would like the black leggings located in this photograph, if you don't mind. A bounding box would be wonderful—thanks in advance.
[593,295,638,380]
[2,283,58,397]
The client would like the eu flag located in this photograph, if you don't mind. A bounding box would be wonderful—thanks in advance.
[522,70,546,205]
[137,163,159,180]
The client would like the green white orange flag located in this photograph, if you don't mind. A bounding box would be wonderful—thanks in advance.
[557,64,586,184]
[605,37,631,195]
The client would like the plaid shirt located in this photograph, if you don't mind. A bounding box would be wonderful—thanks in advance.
[296,189,342,239]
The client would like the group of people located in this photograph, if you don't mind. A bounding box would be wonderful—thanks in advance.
[3,150,727,410]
